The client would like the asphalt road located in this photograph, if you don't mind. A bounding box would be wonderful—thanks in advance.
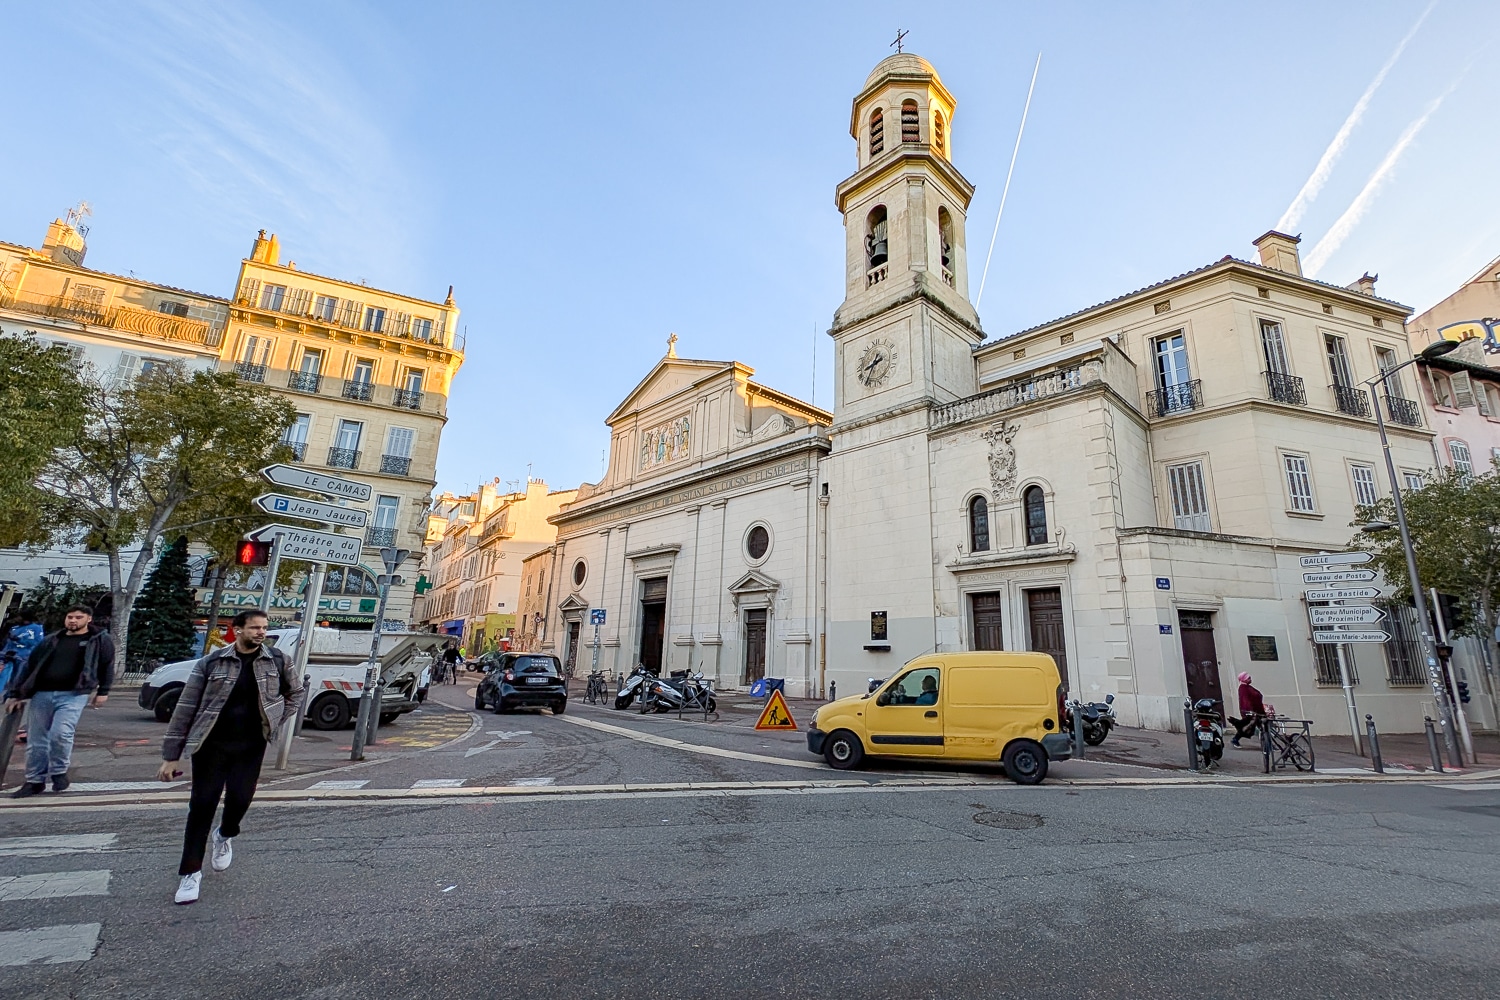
[3,769,1497,998]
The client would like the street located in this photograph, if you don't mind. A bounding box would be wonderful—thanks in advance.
[2,679,1498,998]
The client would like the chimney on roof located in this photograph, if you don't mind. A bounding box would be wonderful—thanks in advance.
[42,218,87,267]
[1253,231,1302,276]
[250,230,281,265]
[1347,272,1378,296]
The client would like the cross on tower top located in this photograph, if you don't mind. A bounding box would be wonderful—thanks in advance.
[891,28,908,54]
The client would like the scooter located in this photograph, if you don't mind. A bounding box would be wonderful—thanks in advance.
[1192,698,1225,768]
[613,665,652,710]
[640,670,689,714]
[1077,693,1117,746]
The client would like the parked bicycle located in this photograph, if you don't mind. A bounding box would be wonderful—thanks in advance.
[1261,715,1316,772]
[584,670,608,705]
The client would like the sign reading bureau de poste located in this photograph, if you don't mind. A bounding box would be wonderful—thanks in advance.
[254,493,369,528]
[1302,569,1378,585]
[248,523,362,566]
[260,464,373,502]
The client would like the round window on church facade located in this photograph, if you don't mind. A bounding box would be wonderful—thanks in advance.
[572,560,587,589]
[745,524,770,563]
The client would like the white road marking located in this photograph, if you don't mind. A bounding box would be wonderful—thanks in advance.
[1432,781,1500,791]
[307,780,370,790]
[464,741,502,758]
[488,730,532,739]
[555,714,827,770]
[0,923,102,965]
[0,834,117,858]
[412,779,465,789]
[0,870,111,901]
[510,778,554,786]
[67,781,187,792]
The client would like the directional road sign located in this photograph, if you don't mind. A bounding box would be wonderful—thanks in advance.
[248,524,362,565]
[1313,629,1389,644]
[254,493,368,528]
[1309,606,1387,627]
[1302,569,1378,585]
[260,464,372,502]
[1304,587,1382,602]
[1299,551,1373,569]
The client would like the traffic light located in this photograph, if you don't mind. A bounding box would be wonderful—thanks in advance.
[1457,680,1471,705]
[236,540,272,566]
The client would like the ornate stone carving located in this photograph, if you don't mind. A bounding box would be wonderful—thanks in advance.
[639,414,691,470]
[981,419,1019,500]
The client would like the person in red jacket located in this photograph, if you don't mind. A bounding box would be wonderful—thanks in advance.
[1229,671,1268,747]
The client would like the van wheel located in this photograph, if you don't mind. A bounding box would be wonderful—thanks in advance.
[823,730,865,770]
[152,686,182,723]
[309,693,350,731]
[1002,740,1048,785]
[474,690,486,711]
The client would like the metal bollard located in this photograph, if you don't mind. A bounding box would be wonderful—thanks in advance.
[829,680,836,702]
[1365,714,1383,774]
[1184,700,1199,771]
[1072,701,1086,761]
[1424,717,1444,773]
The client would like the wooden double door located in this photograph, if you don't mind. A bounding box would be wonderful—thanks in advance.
[969,588,1068,687]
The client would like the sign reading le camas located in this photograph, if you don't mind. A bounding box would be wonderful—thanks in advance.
[260,463,373,502]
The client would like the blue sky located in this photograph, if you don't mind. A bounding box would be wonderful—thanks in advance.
[5,2,1497,496]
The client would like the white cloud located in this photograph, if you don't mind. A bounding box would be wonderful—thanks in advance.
[1274,0,1435,234]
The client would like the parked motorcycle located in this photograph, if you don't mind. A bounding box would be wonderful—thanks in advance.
[1069,693,1117,746]
[640,670,689,713]
[613,665,652,710]
[1192,697,1225,768]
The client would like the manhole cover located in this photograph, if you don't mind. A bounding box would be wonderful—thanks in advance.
[972,809,1043,830]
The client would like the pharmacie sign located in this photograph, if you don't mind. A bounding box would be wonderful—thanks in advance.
[193,588,375,615]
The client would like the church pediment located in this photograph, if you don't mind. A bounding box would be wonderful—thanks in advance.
[557,593,590,613]
[606,356,751,426]
[727,569,781,596]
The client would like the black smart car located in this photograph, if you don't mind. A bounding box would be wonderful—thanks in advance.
[475,653,567,714]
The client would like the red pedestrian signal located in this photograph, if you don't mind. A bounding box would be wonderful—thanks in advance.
[236,540,272,566]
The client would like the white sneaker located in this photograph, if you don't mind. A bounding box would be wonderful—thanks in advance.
[210,828,233,872]
[175,872,201,905]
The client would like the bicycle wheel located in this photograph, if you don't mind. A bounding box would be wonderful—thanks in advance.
[1286,733,1315,771]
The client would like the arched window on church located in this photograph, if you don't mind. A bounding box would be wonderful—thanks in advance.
[866,206,888,269]
[933,109,946,155]
[869,108,884,157]
[1024,486,1048,546]
[938,207,953,273]
[901,100,920,144]
[969,495,990,552]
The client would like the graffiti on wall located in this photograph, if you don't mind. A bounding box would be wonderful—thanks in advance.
[1438,320,1500,359]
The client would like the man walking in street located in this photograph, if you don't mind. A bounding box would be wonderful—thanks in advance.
[158,609,302,905]
[3,605,113,797]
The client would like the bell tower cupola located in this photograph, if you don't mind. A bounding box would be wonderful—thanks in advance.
[829,52,981,420]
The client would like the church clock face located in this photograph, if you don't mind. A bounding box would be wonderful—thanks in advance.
[856,338,897,389]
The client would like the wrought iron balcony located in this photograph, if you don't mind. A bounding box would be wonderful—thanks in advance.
[234,361,267,383]
[342,379,374,401]
[288,371,322,394]
[380,454,412,476]
[1146,380,1202,417]
[1263,370,1306,405]
[1384,395,1421,427]
[1330,384,1369,417]
[327,447,360,469]
[285,441,307,462]
[393,388,424,410]
[366,527,397,547]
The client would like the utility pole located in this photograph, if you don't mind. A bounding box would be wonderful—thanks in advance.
[259,535,282,613]
[351,547,407,761]
[274,562,324,770]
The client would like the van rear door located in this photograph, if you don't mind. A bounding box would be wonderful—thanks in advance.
[864,665,944,756]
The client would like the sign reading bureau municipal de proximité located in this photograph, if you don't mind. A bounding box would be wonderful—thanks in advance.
[260,463,372,502]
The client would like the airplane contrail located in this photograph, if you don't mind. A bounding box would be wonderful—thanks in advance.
[1303,89,1450,278]
[976,52,1041,309]
[1274,0,1436,234]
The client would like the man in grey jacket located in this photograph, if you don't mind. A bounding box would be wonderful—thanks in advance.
[158,609,302,904]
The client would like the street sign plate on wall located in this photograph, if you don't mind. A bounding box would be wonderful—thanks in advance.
[248,524,362,565]
[254,493,368,528]
[1299,552,1373,568]
[590,609,606,625]
[1309,606,1386,626]
[260,464,373,502]
[1313,629,1389,644]
[1302,570,1378,585]
[1304,587,1382,602]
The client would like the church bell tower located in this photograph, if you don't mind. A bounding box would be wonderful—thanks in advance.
[830,52,982,422]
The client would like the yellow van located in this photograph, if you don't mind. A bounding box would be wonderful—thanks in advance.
[806,651,1071,784]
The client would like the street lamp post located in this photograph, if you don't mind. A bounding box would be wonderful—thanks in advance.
[1362,339,1462,767]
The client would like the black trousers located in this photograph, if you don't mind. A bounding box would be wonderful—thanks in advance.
[178,738,267,876]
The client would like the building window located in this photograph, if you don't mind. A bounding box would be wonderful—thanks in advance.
[1023,486,1047,545]
[865,206,888,270]
[241,335,272,366]
[1374,346,1404,398]
[1448,440,1474,478]
[937,207,953,277]
[368,495,401,547]
[572,560,587,588]
[869,107,884,156]
[1150,331,1199,415]
[158,300,189,317]
[901,100,919,143]
[329,419,362,469]
[1259,320,1290,375]
[363,307,386,333]
[259,284,286,311]
[1325,335,1353,386]
[299,348,323,375]
[411,317,433,341]
[1381,602,1426,685]
[968,495,990,552]
[314,295,337,322]
[1429,370,1454,407]
[382,425,415,475]
[1166,461,1211,531]
[1351,464,1379,506]
[1402,471,1425,492]
[281,413,310,461]
[746,524,770,562]
[932,109,946,154]
[1283,453,1316,512]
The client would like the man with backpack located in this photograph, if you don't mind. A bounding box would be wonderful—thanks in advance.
[158,609,302,905]
[4,605,114,797]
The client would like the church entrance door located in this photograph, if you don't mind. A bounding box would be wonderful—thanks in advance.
[743,608,767,684]
[638,577,668,675]
[1025,588,1068,688]
[970,592,1004,650]
[564,620,581,675]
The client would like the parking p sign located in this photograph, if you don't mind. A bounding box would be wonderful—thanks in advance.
[590,608,607,626]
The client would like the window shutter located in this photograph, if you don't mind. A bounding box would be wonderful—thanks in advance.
[1450,371,1475,408]
[1476,384,1493,417]
[113,353,141,385]
[239,278,261,306]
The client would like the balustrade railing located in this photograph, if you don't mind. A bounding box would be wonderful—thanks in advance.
[933,364,1094,428]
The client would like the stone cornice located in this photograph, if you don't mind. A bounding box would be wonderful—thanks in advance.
[834,147,975,214]
[829,274,984,340]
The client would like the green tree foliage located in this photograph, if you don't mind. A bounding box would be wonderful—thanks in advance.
[10,577,109,635]
[0,334,86,546]
[128,535,198,665]
[33,364,295,666]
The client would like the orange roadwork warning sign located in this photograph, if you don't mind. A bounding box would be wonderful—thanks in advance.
[754,690,798,731]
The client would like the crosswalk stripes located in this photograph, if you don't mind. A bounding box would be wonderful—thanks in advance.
[0,835,114,966]
[411,778,465,788]
[306,779,370,790]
